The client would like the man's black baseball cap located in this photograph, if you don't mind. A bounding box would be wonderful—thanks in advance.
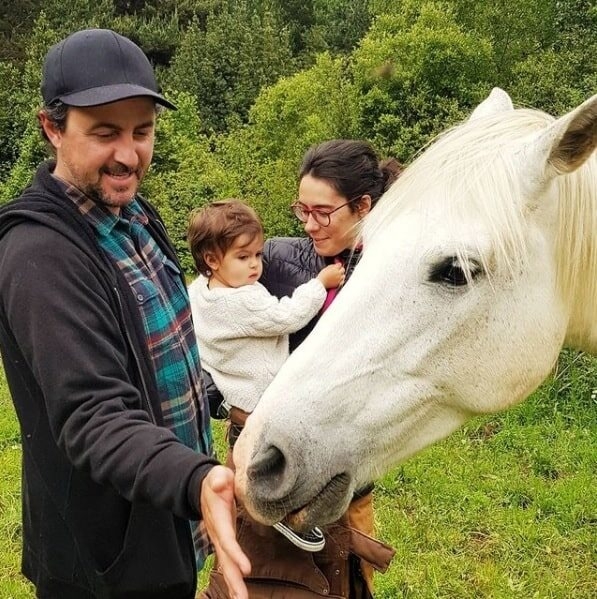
[41,28,176,109]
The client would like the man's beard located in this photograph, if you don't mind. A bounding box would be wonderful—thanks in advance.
[83,164,142,209]
[83,182,135,209]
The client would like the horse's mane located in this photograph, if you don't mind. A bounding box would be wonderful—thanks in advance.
[364,106,597,346]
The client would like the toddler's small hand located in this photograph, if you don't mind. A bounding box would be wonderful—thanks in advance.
[317,264,346,289]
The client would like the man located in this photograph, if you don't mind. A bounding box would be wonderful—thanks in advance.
[0,29,249,598]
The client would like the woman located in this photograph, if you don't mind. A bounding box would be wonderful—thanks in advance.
[202,139,401,598]
[262,139,401,351]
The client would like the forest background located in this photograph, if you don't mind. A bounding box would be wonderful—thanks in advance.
[0,1,595,597]
[0,0,595,269]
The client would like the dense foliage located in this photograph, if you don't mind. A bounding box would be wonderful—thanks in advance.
[0,0,595,270]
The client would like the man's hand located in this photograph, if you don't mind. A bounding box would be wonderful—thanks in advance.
[201,466,251,599]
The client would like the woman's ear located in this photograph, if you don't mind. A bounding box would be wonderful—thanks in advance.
[357,194,372,217]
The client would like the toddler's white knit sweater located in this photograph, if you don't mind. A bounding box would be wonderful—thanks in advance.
[188,276,326,412]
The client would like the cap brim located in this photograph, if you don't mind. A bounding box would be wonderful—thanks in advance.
[58,83,177,110]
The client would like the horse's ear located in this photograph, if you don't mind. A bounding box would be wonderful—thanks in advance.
[534,93,597,176]
[469,87,513,121]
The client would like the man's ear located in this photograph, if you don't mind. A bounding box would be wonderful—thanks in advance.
[38,110,63,149]
[357,194,372,217]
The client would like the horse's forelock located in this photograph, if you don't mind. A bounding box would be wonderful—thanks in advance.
[365,108,596,300]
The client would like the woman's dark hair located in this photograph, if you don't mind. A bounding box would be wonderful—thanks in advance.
[187,200,263,276]
[299,139,402,210]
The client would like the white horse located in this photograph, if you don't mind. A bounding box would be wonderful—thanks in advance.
[234,88,597,531]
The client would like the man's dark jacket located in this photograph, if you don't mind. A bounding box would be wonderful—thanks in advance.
[0,162,217,598]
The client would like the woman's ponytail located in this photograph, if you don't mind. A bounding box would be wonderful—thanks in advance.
[379,157,403,192]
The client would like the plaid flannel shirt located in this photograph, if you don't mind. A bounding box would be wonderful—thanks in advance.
[60,180,213,567]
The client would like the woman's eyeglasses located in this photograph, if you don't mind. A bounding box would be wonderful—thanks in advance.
[290,197,360,227]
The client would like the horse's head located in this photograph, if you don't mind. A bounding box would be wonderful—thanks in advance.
[234,89,597,530]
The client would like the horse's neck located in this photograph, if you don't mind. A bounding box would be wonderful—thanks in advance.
[558,158,597,354]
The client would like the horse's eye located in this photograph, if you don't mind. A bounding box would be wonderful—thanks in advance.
[429,258,478,287]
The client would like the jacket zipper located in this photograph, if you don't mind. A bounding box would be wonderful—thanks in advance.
[114,286,157,424]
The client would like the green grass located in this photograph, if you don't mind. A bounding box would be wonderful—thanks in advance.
[1,350,596,598]
[0,361,34,598]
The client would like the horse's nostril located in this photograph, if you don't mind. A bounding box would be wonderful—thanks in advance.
[247,445,285,482]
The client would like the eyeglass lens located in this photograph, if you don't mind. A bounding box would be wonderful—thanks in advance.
[292,205,330,226]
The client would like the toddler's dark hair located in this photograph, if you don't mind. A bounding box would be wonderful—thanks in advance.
[187,200,263,276]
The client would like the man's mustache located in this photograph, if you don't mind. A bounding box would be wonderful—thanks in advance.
[101,163,141,177]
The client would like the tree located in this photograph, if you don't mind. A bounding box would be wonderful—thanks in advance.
[312,0,372,54]
[214,51,361,236]
[142,91,236,270]
[448,0,596,113]
[450,0,556,85]
[0,13,60,203]
[350,2,495,161]
[270,0,316,54]
[0,0,40,60]
[166,0,294,133]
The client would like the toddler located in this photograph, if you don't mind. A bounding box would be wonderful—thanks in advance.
[187,200,344,551]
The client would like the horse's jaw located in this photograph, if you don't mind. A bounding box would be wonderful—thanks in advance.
[233,411,357,528]
[233,370,471,528]
[239,457,355,531]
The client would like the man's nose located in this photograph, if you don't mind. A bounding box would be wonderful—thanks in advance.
[113,135,140,168]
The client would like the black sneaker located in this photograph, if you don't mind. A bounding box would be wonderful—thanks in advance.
[273,522,325,552]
